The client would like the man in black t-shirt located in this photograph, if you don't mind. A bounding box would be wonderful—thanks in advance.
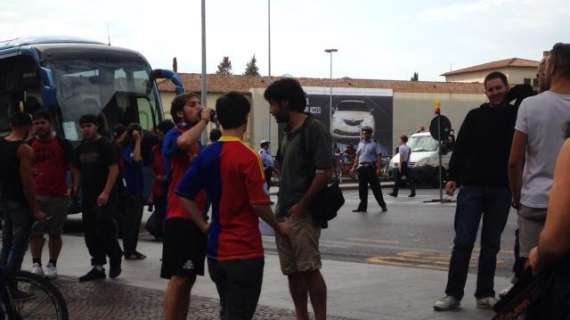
[72,114,123,282]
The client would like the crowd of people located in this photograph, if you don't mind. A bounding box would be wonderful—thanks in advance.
[0,43,569,319]
[433,43,570,318]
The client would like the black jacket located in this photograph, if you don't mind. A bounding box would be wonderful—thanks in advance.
[448,102,517,188]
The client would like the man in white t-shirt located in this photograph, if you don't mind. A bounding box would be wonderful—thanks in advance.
[509,43,570,260]
[389,135,415,197]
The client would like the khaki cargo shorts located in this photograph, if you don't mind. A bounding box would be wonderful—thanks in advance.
[32,196,70,235]
[275,214,321,275]
[518,205,546,258]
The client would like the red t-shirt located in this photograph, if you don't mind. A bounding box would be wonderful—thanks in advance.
[163,127,207,219]
[31,137,68,197]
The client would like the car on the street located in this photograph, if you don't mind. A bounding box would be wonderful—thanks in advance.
[389,132,451,186]
[331,100,375,141]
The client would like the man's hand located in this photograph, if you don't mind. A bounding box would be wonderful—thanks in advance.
[132,130,142,142]
[376,168,382,177]
[528,247,540,273]
[445,181,457,196]
[276,221,290,236]
[200,223,210,235]
[512,193,521,209]
[200,107,213,123]
[288,202,306,218]
[97,191,110,207]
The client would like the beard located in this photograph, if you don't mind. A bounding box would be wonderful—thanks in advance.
[273,109,290,124]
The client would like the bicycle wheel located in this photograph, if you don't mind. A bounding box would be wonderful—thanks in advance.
[5,271,68,320]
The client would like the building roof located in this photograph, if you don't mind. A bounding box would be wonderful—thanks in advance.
[441,58,540,76]
[157,73,485,95]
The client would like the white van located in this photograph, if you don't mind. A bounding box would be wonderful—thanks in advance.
[389,132,451,186]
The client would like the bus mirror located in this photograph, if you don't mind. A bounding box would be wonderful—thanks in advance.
[151,69,185,95]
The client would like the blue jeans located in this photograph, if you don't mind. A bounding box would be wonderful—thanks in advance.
[0,201,33,273]
[444,186,511,300]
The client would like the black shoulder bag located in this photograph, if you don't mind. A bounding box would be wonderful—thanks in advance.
[299,117,345,229]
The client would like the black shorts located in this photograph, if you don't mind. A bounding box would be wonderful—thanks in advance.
[160,218,207,279]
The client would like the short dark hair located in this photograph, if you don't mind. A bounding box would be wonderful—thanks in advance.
[79,114,99,126]
[9,112,32,127]
[156,120,175,135]
[550,42,570,79]
[216,92,251,130]
[209,128,222,142]
[484,71,508,88]
[170,93,200,123]
[400,135,408,143]
[263,78,307,112]
[32,110,52,122]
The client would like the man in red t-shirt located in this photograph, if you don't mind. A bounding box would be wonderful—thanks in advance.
[161,93,212,320]
[29,111,73,279]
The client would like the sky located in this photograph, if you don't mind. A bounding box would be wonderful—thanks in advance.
[1,0,569,81]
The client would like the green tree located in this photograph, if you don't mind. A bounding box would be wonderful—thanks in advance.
[216,56,232,75]
[410,72,419,81]
[244,55,260,76]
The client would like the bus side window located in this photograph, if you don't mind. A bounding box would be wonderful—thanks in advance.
[136,97,154,131]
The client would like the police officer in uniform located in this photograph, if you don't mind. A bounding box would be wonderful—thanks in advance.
[350,126,387,213]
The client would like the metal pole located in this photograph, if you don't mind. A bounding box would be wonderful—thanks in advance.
[200,0,208,144]
[438,115,443,202]
[324,48,338,149]
[267,0,272,144]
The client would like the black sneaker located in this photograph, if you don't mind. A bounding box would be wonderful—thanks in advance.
[125,251,147,261]
[381,206,388,212]
[352,208,366,213]
[409,193,416,198]
[109,256,122,279]
[388,193,397,197]
[79,268,106,282]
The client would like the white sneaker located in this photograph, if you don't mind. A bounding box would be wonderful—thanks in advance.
[44,262,57,279]
[31,263,44,276]
[433,296,460,311]
[476,296,496,309]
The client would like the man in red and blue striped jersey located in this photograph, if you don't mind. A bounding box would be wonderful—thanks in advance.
[177,92,289,320]
[161,93,212,320]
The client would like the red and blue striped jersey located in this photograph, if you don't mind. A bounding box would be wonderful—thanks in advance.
[176,136,270,261]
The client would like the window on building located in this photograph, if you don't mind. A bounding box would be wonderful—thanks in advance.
[524,78,531,85]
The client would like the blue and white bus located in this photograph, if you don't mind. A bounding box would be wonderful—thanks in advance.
[0,36,183,139]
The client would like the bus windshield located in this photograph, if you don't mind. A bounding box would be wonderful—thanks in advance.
[47,57,159,141]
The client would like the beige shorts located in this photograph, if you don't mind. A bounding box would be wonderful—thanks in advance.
[275,214,321,275]
[32,196,70,235]
[518,205,546,258]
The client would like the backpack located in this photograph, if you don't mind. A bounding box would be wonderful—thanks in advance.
[278,116,345,228]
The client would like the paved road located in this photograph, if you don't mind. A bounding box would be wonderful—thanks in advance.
[66,188,518,276]
[263,188,518,276]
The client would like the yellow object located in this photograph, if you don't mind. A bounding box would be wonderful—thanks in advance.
[433,99,441,114]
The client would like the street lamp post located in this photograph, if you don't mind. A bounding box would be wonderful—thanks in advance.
[200,0,208,144]
[324,48,338,148]
[267,0,272,146]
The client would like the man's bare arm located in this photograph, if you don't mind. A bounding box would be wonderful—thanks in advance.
[176,109,211,151]
[535,140,570,270]
[180,197,209,233]
[508,131,527,209]
[290,169,332,217]
[18,144,44,220]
